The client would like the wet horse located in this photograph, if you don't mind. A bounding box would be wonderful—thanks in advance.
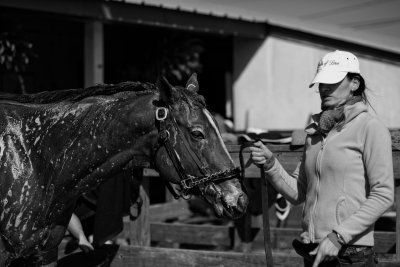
[0,74,248,266]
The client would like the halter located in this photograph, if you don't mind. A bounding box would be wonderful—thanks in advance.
[154,106,241,199]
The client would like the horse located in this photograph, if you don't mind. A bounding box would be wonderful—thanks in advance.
[0,74,249,266]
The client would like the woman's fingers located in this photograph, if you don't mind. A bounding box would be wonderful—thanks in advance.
[253,141,264,147]
[249,147,266,156]
[309,246,319,256]
[252,156,266,163]
[249,146,263,152]
[251,151,265,158]
[249,142,275,167]
[250,145,267,165]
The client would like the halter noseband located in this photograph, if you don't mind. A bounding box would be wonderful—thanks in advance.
[154,106,241,199]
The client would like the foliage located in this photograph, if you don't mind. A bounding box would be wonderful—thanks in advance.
[161,37,204,86]
[0,32,36,93]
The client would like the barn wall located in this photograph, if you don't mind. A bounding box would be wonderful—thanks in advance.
[233,36,400,131]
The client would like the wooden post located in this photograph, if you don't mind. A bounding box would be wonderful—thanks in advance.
[261,170,274,267]
[128,170,150,246]
[84,20,103,88]
[396,185,400,261]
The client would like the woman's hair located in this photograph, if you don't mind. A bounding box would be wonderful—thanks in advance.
[347,72,376,112]
[346,72,371,105]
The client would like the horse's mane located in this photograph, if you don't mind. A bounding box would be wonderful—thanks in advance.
[0,82,156,104]
[0,81,206,109]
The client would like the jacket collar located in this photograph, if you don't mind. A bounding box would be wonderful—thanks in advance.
[305,101,368,135]
[343,101,368,123]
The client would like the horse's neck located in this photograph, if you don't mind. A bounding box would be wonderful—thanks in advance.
[3,94,159,177]
[89,93,158,151]
[59,94,159,199]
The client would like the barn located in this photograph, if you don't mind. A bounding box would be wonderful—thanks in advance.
[1,1,400,266]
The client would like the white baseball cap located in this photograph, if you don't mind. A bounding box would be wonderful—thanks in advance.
[309,50,360,88]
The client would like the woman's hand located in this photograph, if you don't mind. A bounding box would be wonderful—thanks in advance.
[249,141,274,166]
[310,237,340,267]
[78,235,94,253]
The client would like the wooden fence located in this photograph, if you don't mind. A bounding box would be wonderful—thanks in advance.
[59,136,400,266]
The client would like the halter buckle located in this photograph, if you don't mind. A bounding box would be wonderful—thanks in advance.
[181,177,195,190]
[156,107,168,121]
[159,129,170,142]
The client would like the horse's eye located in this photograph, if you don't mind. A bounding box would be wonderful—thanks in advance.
[191,130,205,140]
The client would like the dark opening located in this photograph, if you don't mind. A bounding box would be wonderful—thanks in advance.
[104,23,232,117]
[0,7,83,94]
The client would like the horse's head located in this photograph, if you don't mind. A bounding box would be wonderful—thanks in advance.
[153,74,248,219]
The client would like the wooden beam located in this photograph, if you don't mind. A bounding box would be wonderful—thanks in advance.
[84,20,103,88]
[57,239,399,267]
[145,222,396,254]
[227,144,400,180]
[150,222,232,247]
[106,246,400,267]
[149,200,191,222]
[109,246,301,267]
[143,144,400,180]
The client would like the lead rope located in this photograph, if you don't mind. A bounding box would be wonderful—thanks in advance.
[240,141,274,267]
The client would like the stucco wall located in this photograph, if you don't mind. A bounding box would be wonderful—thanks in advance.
[233,36,400,131]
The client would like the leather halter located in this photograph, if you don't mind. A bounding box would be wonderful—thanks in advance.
[154,106,241,199]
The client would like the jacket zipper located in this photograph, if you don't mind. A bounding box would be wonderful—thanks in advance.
[310,134,326,242]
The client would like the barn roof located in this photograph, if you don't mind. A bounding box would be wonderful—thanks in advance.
[121,0,400,55]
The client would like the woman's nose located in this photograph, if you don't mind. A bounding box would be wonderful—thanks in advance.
[319,85,331,94]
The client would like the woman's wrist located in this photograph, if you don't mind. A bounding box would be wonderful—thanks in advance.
[264,155,276,170]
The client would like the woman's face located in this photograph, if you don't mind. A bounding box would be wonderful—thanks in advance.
[318,77,354,110]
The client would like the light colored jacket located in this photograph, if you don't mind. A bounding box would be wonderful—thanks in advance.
[266,102,394,246]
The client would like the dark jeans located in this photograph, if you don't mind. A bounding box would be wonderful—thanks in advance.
[302,245,377,267]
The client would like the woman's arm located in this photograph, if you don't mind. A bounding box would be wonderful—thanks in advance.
[68,213,94,251]
[250,141,307,205]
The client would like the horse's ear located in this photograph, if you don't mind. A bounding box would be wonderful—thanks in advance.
[185,73,199,93]
[157,76,174,103]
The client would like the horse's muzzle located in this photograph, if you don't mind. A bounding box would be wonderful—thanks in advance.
[204,179,248,219]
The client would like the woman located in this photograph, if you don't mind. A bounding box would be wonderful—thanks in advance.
[250,50,394,267]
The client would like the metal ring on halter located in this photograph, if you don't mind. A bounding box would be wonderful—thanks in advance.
[156,107,168,121]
